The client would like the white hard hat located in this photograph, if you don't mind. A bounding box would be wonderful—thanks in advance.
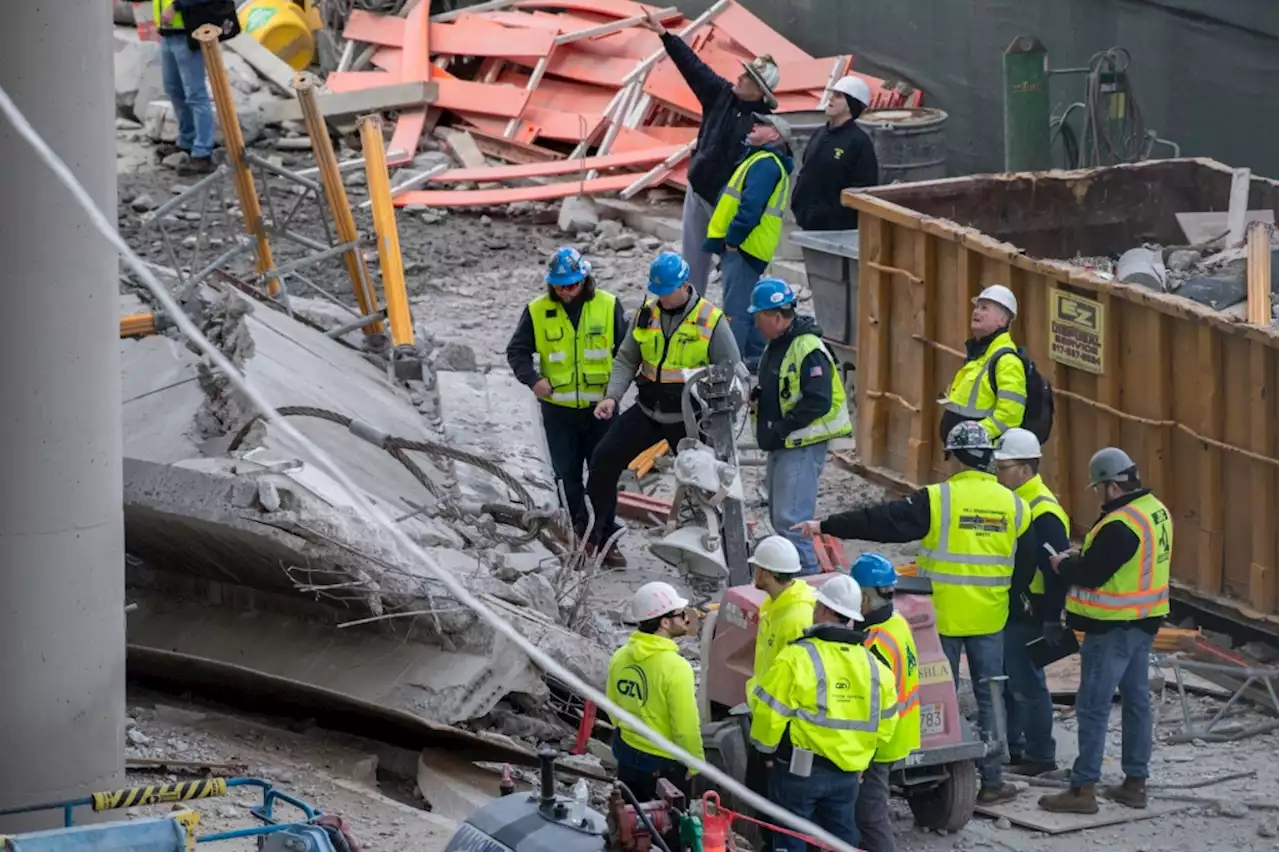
[830,75,872,108]
[973,284,1018,318]
[628,581,689,623]
[994,427,1042,461]
[814,574,865,622]
[742,55,781,96]
[749,535,803,575]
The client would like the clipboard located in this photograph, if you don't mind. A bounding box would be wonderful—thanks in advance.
[1026,628,1080,668]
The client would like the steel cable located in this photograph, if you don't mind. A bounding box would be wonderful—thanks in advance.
[0,79,863,852]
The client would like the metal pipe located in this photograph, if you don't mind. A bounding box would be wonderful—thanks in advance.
[119,312,160,338]
[194,25,277,293]
[359,115,422,380]
[143,163,228,222]
[359,162,449,209]
[294,157,365,178]
[0,0,125,829]
[981,675,1010,761]
[259,239,360,280]
[326,309,390,339]
[242,150,325,194]
[295,73,387,348]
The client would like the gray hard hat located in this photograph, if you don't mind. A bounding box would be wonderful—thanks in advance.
[945,420,993,453]
[1088,447,1138,486]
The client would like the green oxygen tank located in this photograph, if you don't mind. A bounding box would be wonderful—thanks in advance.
[680,812,704,852]
[1003,35,1051,172]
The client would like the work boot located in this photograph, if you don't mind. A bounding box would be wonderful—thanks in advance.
[977,782,1018,805]
[1002,750,1023,766]
[1101,777,1148,809]
[177,155,216,176]
[585,541,628,569]
[1009,759,1057,777]
[1038,784,1098,814]
[155,143,189,159]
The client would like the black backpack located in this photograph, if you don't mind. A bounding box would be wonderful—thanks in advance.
[988,347,1054,445]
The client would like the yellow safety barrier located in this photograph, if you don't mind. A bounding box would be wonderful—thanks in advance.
[90,777,227,812]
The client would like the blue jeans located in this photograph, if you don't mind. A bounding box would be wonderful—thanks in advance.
[854,761,894,852]
[161,34,215,158]
[540,401,613,537]
[720,250,766,366]
[765,442,828,575]
[940,632,1004,788]
[1070,628,1155,787]
[770,760,859,852]
[1003,620,1056,764]
[681,186,715,297]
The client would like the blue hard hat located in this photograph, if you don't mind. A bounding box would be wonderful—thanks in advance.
[546,246,591,287]
[648,251,690,296]
[850,552,897,588]
[747,277,797,314]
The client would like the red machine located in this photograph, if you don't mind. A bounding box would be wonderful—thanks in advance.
[696,555,996,832]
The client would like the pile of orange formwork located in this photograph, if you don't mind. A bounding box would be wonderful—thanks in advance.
[326,0,922,208]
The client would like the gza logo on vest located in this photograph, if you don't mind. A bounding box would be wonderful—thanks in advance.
[833,147,844,160]
[616,664,649,704]
[957,512,1008,534]
[905,645,918,676]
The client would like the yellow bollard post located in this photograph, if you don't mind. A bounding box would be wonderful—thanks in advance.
[359,115,423,381]
[293,72,388,352]
[193,25,277,295]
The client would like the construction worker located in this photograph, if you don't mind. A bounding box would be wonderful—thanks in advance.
[750,574,897,852]
[939,285,1027,442]
[1039,448,1171,815]
[608,581,704,801]
[506,247,629,543]
[749,278,851,574]
[154,0,218,176]
[704,114,795,368]
[850,553,919,852]
[639,11,780,297]
[793,421,1039,805]
[792,76,879,232]
[992,428,1070,776]
[586,251,742,566]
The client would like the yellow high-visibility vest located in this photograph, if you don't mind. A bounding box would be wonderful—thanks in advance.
[750,634,898,774]
[528,291,616,409]
[633,297,722,385]
[776,334,851,448]
[745,580,815,710]
[1014,474,1070,595]
[607,632,706,764]
[706,150,790,261]
[864,609,921,764]
[944,332,1027,438]
[1067,492,1172,621]
[154,0,184,29]
[918,470,1030,637]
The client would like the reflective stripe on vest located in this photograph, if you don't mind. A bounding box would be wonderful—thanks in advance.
[777,335,852,448]
[154,0,184,29]
[751,641,882,733]
[634,297,721,384]
[944,332,1023,433]
[1017,476,1071,596]
[918,470,1029,637]
[1068,493,1172,621]
[529,291,616,409]
[705,150,790,261]
[867,625,917,717]
[865,611,921,762]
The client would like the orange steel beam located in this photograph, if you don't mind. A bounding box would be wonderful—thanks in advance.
[293,72,388,350]
[359,116,422,380]
[194,26,277,295]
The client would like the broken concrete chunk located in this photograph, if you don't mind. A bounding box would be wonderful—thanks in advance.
[1117,246,1167,291]
[604,234,637,252]
[1166,248,1202,273]
[513,572,560,620]
[595,219,623,239]
[434,341,478,372]
[558,195,600,235]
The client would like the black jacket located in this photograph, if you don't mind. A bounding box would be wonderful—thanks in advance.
[1057,489,1163,636]
[792,118,878,231]
[660,32,772,204]
[505,286,629,403]
[1017,511,1070,624]
[819,483,1040,608]
[754,316,835,452]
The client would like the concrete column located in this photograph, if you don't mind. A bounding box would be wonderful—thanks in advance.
[0,0,125,830]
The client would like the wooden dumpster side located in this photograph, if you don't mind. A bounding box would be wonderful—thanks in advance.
[843,190,1279,628]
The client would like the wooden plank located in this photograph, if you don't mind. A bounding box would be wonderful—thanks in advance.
[1144,310,1173,502]
[1094,293,1120,451]
[1248,342,1277,612]
[393,173,639,207]
[908,232,937,484]
[428,143,681,182]
[514,0,682,22]
[1247,221,1273,324]
[711,0,811,64]
[264,81,437,123]
[857,218,892,470]
[1195,324,1224,595]
[225,34,296,95]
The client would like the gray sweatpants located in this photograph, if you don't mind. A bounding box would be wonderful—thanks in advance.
[680,185,716,297]
[855,760,895,852]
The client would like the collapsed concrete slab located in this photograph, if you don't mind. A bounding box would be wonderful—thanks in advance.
[121,289,610,727]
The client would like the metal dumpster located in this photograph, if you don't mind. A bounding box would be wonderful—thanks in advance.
[790,229,860,355]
